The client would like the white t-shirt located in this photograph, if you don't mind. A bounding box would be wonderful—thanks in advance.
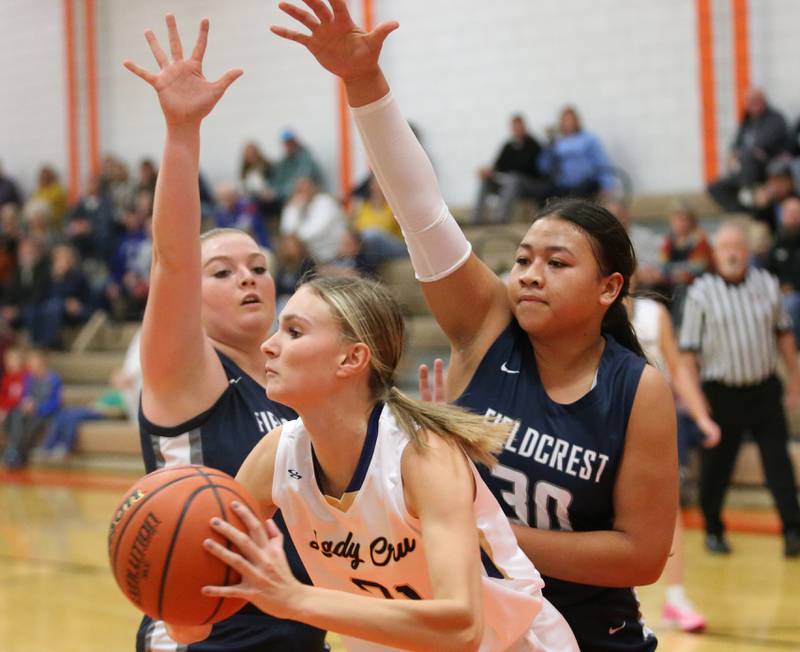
[279,193,346,263]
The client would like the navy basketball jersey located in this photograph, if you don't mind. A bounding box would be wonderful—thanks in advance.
[137,350,327,652]
[456,319,656,652]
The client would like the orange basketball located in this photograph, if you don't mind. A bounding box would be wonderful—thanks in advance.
[107,464,262,626]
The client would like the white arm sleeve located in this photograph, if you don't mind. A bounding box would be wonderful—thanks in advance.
[351,92,471,282]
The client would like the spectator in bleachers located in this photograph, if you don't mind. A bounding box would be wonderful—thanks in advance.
[752,158,797,234]
[134,158,158,197]
[708,89,788,212]
[65,175,117,264]
[539,105,614,199]
[271,129,324,202]
[767,197,800,344]
[2,350,61,468]
[470,114,547,223]
[279,176,346,264]
[213,182,270,248]
[660,202,714,323]
[0,163,22,208]
[23,200,57,249]
[0,348,27,431]
[349,175,407,269]
[105,207,151,321]
[605,199,663,289]
[679,221,800,557]
[1,237,50,333]
[0,204,22,288]
[240,141,281,219]
[274,233,315,314]
[29,165,68,228]
[37,386,127,461]
[24,244,92,349]
[99,154,132,215]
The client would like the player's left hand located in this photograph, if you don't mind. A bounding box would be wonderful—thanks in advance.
[202,502,304,620]
[418,358,446,404]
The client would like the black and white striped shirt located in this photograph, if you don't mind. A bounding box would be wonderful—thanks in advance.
[678,268,792,386]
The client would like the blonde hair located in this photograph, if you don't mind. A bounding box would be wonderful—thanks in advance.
[200,227,253,244]
[303,275,509,466]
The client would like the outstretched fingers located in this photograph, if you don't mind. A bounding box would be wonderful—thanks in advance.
[209,515,264,563]
[123,59,157,85]
[191,18,210,63]
[270,24,311,47]
[144,30,169,69]
[278,2,321,33]
[165,14,184,60]
[230,501,269,549]
[368,20,400,49]
[301,0,333,23]
[212,68,244,95]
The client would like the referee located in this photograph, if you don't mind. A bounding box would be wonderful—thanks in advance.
[679,221,800,556]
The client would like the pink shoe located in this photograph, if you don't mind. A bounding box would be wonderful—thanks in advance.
[662,599,707,633]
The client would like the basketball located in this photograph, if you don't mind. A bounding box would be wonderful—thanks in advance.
[107,464,262,626]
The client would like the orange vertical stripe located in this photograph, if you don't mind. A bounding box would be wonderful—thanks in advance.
[696,0,718,182]
[732,0,751,120]
[362,0,374,31]
[85,0,100,179]
[338,80,352,200]
[63,0,80,201]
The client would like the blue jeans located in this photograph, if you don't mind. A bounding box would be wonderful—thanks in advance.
[40,407,103,452]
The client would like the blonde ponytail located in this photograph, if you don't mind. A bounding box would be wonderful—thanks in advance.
[384,387,509,467]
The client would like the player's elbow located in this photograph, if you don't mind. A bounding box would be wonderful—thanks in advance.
[631,548,670,586]
[446,608,483,652]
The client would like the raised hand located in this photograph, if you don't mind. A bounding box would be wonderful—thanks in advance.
[123,15,242,127]
[202,502,304,620]
[271,0,398,82]
[418,358,446,404]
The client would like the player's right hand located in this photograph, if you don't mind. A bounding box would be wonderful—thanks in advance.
[123,15,242,128]
[271,0,398,83]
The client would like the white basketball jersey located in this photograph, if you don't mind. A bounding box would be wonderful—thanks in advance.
[273,404,578,652]
[633,297,667,376]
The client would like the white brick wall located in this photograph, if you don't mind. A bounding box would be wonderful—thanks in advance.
[0,0,66,196]
[2,1,800,205]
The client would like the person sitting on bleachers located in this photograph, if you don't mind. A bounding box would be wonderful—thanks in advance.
[240,141,282,221]
[65,174,118,264]
[0,236,51,335]
[99,154,132,217]
[349,175,407,269]
[539,105,614,199]
[470,114,547,223]
[213,181,270,248]
[29,165,68,228]
[0,162,22,208]
[767,197,800,344]
[752,159,798,234]
[2,349,61,468]
[271,129,324,204]
[708,89,789,213]
[105,206,151,321]
[279,176,346,265]
[0,204,22,290]
[24,244,92,349]
[133,158,158,197]
[659,202,714,324]
[0,348,28,434]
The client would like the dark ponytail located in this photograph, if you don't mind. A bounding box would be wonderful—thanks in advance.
[534,198,645,358]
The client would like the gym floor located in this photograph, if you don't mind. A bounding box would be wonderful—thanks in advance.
[1,470,798,652]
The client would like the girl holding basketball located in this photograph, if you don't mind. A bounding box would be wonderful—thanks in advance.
[198,275,579,652]
[270,2,677,650]
[123,15,326,652]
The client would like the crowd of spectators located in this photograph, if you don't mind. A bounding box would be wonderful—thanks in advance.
[3,90,800,486]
